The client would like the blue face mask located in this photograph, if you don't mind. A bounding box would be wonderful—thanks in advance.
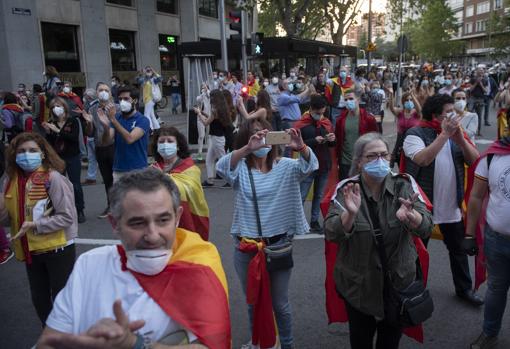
[444,79,452,86]
[253,147,271,158]
[404,101,414,110]
[16,152,42,172]
[363,158,390,182]
[340,71,347,80]
[346,100,356,110]
[287,83,294,92]
[157,142,177,159]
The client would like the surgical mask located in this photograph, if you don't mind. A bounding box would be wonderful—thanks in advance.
[311,113,321,121]
[288,83,294,92]
[454,100,466,111]
[363,158,390,182]
[219,76,224,81]
[126,249,172,275]
[111,81,116,86]
[421,80,429,86]
[404,101,414,110]
[62,87,71,94]
[53,106,65,117]
[16,152,42,172]
[282,74,287,79]
[290,72,296,78]
[120,100,133,113]
[253,147,271,158]
[340,71,347,79]
[213,74,218,79]
[295,82,303,90]
[98,91,110,101]
[346,100,356,110]
[444,79,452,86]
[263,81,269,87]
[157,142,177,159]
[271,77,278,85]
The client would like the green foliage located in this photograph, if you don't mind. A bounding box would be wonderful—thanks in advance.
[406,0,464,60]
[487,1,510,57]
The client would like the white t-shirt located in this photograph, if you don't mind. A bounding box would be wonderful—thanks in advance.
[403,135,462,224]
[46,246,197,344]
[475,155,510,235]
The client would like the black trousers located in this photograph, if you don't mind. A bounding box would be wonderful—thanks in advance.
[62,154,84,212]
[95,144,115,206]
[25,244,76,324]
[345,301,402,349]
[437,221,473,293]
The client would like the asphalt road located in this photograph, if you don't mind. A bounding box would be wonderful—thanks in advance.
[1,105,509,349]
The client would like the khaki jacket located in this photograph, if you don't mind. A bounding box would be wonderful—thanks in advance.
[324,174,433,318]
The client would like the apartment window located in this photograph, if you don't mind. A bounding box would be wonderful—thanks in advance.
[109,29,137,71]
[477,1,490,14]
[157,0,177,14]
[495,0,502,9]
[198,0,218,18]
[159,34,178,70]
[465,5,474,17]
[106,0,133,6]
[465,22,473,34]
[476,20,488,32]
[41,22,81,72]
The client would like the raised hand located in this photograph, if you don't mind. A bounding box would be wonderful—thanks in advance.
[247,129,269,152]
[396,192,421,228]
[287,128,305,151]
[342,183,361,215]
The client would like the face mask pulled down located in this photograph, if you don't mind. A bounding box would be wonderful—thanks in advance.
[126,249,173,275]
[363,158,391,182]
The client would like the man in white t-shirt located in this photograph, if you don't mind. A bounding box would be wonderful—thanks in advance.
[36,169,230,349]
[464,138,510,349]
[403,93,482,306]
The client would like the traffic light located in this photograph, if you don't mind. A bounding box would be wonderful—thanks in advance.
[251,32,264,56]
[229,10,242,40]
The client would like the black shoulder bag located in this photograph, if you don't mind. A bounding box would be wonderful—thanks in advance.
[361,183,434,328]
[247,166,293,272]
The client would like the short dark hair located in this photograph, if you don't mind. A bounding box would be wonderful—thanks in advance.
[421,93,454,121]
[33,84,43,93]
[310,94,327,110]
[452,88,465,98]
[3,92,17,104]
[118,86,139,100]
[151,126,190,162]
[109,168,181,219]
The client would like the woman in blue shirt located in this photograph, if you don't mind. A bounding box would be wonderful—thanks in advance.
[216,119,318,349]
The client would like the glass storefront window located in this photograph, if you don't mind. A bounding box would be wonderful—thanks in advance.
[198,0,218,18]
[109,29,137,71]
[159,34,178,70]
[41,22,81,72]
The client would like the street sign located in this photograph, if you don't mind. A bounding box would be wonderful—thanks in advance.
[366,42,376,52]
[398,34,408,53]
[166,36,176,44]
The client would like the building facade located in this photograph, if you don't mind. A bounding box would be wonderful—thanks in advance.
[0,0,240,91]
[345,12,386,47]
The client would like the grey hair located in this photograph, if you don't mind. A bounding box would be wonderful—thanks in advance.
[84,88,96,98]
[109,168,181,219]
[349,132,390,176]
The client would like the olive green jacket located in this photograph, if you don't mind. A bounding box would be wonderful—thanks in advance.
[324,173,433,319]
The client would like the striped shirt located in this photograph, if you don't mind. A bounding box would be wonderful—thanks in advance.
[216,151,318,238]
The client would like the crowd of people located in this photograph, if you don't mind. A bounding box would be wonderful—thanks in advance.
[0,60,509,349]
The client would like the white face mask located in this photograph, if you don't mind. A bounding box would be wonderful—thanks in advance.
[271,77,278,85]
[98,91,110,101]
[63,87,71,94]
[263,81,269,87]
[120,100,132,113]
[53,106,65,117]
[126,249,172,275]
[454,100,466,111]
[158,142,178,159]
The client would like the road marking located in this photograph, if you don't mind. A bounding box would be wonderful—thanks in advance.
[294,234,324,240]
[75,238,120,245]
[475,138,494,145]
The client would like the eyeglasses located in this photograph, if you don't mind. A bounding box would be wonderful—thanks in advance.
[364,152,390,161]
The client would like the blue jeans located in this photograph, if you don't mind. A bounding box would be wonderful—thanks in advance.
[483,225,510,337]
[300,170,329,223]
[86,137,97,180]
[233,243,293,348]
[171,93,181,112]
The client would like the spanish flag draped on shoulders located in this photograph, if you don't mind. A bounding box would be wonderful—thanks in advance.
[320,173,432,343]
[117,228,231,349]
[497,108,509,140]
[152,157,210,240]
[3,167,68,264]
[324,76,354,106]
[464,136,510,290]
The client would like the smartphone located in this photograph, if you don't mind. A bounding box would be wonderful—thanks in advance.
[265,131,291,145]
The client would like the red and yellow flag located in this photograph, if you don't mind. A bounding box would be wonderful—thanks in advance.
[117,228,230,349]
[152,158,210,240]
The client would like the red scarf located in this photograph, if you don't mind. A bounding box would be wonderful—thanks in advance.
[237,240,276,349]
[294,112,333,133]
[464,138,510,290]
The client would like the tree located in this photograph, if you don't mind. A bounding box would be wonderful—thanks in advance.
[406,0,464,60]
[386,0,427,31]
[257,0,317,38]
[317,0,363,45]
[487,0,510,58]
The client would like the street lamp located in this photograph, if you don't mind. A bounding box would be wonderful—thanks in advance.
[367,0,372,71]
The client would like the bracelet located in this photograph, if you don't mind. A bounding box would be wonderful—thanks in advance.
[297,144,307,153]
